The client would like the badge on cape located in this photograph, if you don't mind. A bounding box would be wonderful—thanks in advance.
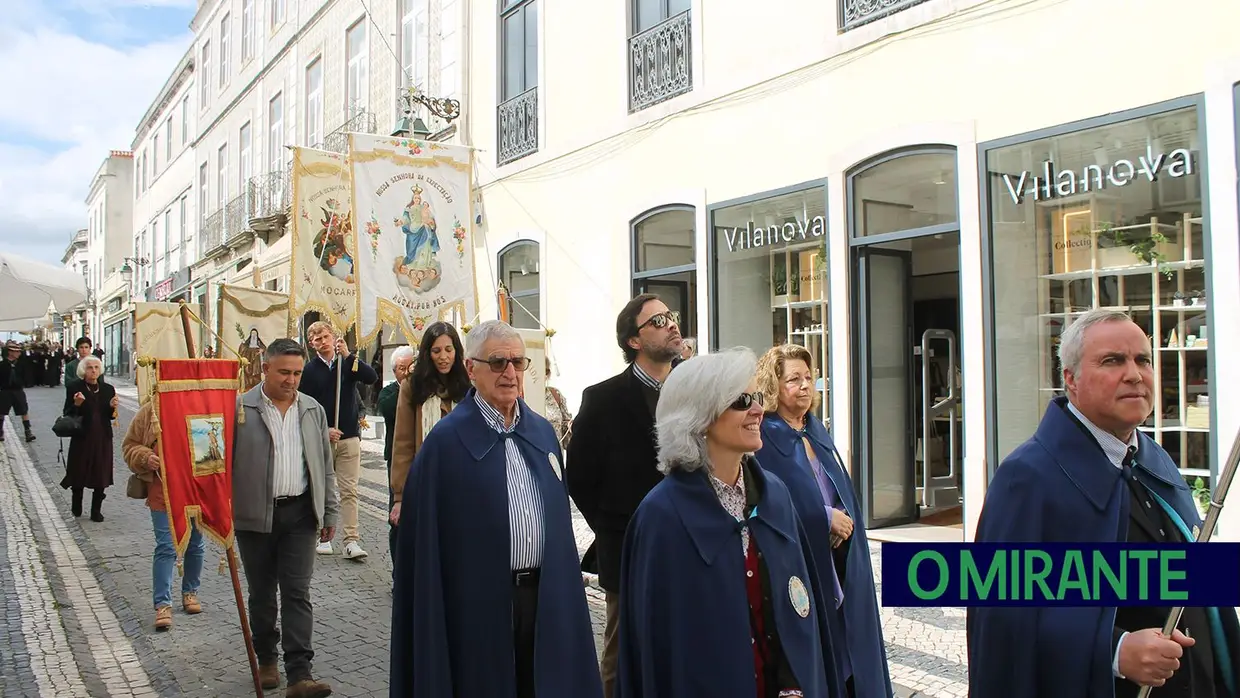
[788,576,810,618]
[549,453,562,480]
[1193,524,1201,539]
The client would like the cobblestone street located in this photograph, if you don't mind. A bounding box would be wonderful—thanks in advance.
[0,381,965,697]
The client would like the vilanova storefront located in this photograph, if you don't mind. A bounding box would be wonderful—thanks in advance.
[704,89,1240,540]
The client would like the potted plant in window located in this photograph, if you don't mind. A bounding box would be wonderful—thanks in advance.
[1191,477,1211,519]
[1097,221,1175,279]
[771,261,789,308]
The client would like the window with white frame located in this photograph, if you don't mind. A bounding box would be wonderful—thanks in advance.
[152,218,161,277]
[241,0,254,62]
[267,93,283,172]
[239,121,252,189]
[271,0,286,27]
[500,0,537,102]
[439,0,459,100]
[163,209,172,271]
[219,14,230,87]
[181,95,190,143]
[152,135,160,173]
[217,144,228,208]
[498,241,541,329]
[199,162,208,214]
[179,197,188,268]
[200,41,211,108]
[401,0,428,91]
[305,59,323,146]
[164,118,173,161]
[140,151,148,192]
[345,20,369,118]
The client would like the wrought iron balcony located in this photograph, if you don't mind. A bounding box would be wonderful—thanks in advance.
[200,209,224,255]
[315,110,378,154]
[839,0,930,31]
[628,11,692,114]
[497,88,538,166]
[223,192,251,242]
[246,169,290,221]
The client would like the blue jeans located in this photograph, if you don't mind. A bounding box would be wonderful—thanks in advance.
[152,509,205,609]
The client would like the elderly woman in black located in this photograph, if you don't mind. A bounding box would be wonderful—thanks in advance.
[616,347,843,698]
[61,356,117,521]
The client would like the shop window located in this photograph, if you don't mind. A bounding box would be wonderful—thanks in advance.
[852,151,957,238]
[986,105,1207,487]
[711,187,828,420]
[632,206,696,340]
[498,240,541,330]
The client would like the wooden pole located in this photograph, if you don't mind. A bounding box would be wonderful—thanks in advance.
[334,350,342,428]
[179,301,264,698]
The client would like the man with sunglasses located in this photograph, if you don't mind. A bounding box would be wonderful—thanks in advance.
[566,293,685,697]
[391,320,603,698]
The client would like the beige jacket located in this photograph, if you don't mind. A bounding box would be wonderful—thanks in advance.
[390,379,455,504]
[122,403,166,511]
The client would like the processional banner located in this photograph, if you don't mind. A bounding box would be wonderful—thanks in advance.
[290,146,358,333]
[517,328,546,419]
[348,134,478,347]
[217,284,290,392]
[152,359,240,554]
[133,302,204,404]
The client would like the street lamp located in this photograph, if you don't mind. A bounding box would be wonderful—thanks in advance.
[119,256,149,286]
[392,87,461,139]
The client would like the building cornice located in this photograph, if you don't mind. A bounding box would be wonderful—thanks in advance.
[61,230,88,265]
[85,151,132,205]
[132,51,196,148]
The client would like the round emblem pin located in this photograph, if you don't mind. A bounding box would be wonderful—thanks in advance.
[548,453,562,480]
[1193,524,1201,539]
[788,576,810,618]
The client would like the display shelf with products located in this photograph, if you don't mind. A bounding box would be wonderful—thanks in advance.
[1038,212,1210,485]
[769,240,829,423]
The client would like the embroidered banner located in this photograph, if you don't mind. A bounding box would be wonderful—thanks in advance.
[348,134,478,347]
[290,146,358,333]
[133,302,205,405]
[154,359,240,553]
[217,284,290,392]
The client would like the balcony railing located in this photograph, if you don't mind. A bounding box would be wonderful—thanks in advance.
[315,110,379,154]
[497,88,538,166]
[200,209,224,254]
[839,0,930,31]
[628,11,692,113]
[246,169,290,221]
[224,193,250,241]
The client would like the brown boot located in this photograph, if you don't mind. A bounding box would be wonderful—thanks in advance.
[258,663,280,690]
[154,606,172,631]
[286,677,333,698]
[181,592,201,614]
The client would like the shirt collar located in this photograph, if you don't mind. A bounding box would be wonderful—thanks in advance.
[318,353,335,368]
[631,362,663,391]
[1066,400,1138,469]
[473,391,521,433]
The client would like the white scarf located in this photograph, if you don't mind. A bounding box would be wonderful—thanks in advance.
[422,394,445,440]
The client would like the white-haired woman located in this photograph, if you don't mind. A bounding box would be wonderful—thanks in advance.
[60,356,118,521]
[615,348,843,698]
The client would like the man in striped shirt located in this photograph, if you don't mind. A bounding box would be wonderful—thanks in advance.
[390,320,603,698]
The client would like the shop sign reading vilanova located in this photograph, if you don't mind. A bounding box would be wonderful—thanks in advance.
[1002,147,1195,205]
[724,215,826,252]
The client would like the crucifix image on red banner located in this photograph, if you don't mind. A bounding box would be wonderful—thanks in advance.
[152,358,241,554]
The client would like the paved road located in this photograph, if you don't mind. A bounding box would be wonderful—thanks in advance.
[0,381,964,697]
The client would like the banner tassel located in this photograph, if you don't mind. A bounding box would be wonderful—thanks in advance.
[177,555,184,578]
[219,553,228,576]
[236,359,247,424]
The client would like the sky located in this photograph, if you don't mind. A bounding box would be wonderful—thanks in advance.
[0,0,196,266]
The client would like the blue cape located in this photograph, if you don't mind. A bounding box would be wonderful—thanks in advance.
[390,390,603,698]
[967,397,1239,698]
[756,415,893,698]
[616,460,844,698]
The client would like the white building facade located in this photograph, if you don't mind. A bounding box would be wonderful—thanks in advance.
[83,151,135,367]
[60,229,90,345]
[466,0,1240,541]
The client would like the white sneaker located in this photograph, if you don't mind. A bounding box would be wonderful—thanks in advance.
[343,541,368,560]
[315,541,334,555]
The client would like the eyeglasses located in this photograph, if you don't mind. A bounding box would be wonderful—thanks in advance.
[729,392,765,411]
[637,310,681,331]
[471,356,531,373]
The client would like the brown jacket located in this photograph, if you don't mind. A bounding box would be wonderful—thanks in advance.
[122,402,165,511]
[390,379,456,504]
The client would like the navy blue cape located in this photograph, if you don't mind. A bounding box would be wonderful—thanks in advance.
[390,390,603,698]
[967,397,1240,698]
[615,459,844,698]
[756,415,893,698]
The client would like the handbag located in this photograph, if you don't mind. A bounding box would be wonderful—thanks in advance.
[126,474,149,499]
[52,414,84,438]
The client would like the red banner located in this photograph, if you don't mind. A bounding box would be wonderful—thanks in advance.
[154,359,240,553]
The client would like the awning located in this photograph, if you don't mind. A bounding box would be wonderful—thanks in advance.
[0,252,88,323]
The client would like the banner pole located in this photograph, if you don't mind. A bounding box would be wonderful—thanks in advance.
[334,352,342,428]
[179,308,264,698]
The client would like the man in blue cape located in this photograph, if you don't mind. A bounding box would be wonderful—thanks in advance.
[968,309,1240,698]
[390,320,603,698]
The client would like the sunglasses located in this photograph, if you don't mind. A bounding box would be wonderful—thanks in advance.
[730,392,764,411]
[637,310,681,331]
[472,356,531,373]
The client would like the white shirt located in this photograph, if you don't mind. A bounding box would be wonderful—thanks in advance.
[1065,400,1140,679]
[259,389,308,498]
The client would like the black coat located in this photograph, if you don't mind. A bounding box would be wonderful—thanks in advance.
[0,356,31,390]
[566,367,663,593]
[60,379,116,491]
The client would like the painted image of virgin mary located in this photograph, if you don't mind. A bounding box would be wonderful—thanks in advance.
[396,184,442,293]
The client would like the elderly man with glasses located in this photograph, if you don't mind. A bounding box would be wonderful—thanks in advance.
[390,319,603,698]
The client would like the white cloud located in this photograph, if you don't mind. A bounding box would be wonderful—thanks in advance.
[0,21,191,265]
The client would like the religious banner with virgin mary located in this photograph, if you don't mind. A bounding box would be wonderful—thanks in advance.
[216,284,290,392]
[289,146,358,333]
[348,133,478,347]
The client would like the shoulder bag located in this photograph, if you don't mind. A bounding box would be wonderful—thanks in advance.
[52,413,84,438]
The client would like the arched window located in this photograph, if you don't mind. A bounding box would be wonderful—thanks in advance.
[631,206,696,336]
[498,240,541,329]
[850,149,958,239]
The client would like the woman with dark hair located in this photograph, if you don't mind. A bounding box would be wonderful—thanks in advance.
[389,322,471,527]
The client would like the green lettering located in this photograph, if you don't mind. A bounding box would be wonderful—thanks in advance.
[1023,550,1055,600]
[1092,550,1126,599]
[1159,550,1188,601]
[908,551,949,600]
[1009,545,1020,600]
[962,550,1005,601]
[1057,550,1090,600]
[1129,550,1159,600]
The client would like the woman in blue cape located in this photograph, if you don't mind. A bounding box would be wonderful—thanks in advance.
[754,344,891,698]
